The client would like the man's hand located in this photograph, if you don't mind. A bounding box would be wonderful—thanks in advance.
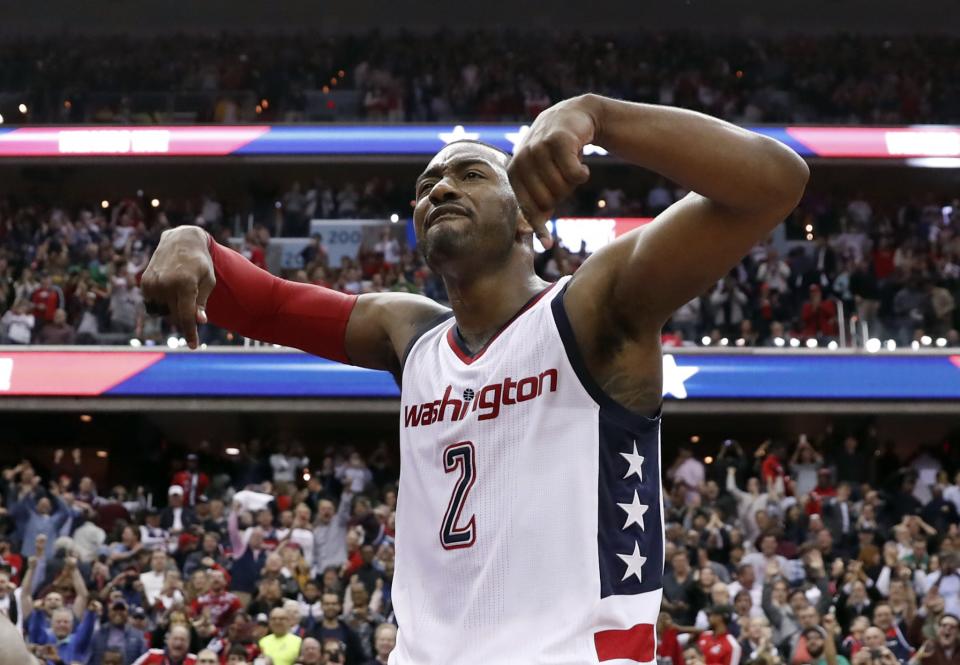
[140,226,216,349]
[508,96,595,247]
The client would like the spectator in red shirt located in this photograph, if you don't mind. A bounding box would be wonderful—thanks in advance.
[30,273,63,325]
[801,284,839,338]
[807,469,839,516]
[190,569,242,633]
[657,611,693,665]
[132,624,196,664]
[172,455,209,507]
[760,442,788,491]
[697,605,742,665]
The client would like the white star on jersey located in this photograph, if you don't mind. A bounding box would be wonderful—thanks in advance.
[661,353,699,399]
[616,541,647,583]
[439,125,480,144]
[619,441,644,481]
[617,490,649,531]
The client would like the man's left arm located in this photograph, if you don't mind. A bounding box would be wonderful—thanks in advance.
[570,95,807,330]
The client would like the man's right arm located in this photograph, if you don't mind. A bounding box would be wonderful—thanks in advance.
[140,226,447,375]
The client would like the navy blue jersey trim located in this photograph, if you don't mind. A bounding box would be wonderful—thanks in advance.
[551,283,661,431]
[400,309,455,371]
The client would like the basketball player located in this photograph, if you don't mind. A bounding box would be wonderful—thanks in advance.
[142,93,808,663]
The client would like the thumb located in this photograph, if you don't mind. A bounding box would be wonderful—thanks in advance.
[196,267,215,325]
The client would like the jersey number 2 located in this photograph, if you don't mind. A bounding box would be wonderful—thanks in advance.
[440,441,476,550]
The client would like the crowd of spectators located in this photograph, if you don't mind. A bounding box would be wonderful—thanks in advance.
[2,31,959,125]
[1,182,958,348]
[0,427,957,665]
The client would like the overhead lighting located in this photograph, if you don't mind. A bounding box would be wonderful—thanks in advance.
[885,339,897,351]
[704,456,714,464]
[906,158,960,168]
[166,336,179,349]
[700,336,711,346]
[806,233,814,240]
[865,338,882,353]
[806,338,818,348]
[0,113,5,124]
[719,337,729,346]
[935,337,947,347]
[225,447,240,456]
[100,200,109,209]
[80,414,92,423]
[920,335,932,346]
[735,338,745,347]
[150,198,160,208]
[827,341,839,350]
[18,103,27,114]
[129,338,142,347]
[690,435,700,443]
[303,472,311,481]
[804,224,813,232]
[773,337,785,347]
[597,199,607,209]
[390,213,399,223]
[911,340,921,350]
[789,338,801,348]
[96,450,108,458]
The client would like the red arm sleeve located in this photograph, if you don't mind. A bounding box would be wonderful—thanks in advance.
[205,235,358,363]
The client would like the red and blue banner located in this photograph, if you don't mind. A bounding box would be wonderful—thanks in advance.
[0,124,957,159]
[1,350,959,400]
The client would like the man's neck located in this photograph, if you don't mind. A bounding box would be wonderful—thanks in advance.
[322,617,339,628]
[441,252,546,352]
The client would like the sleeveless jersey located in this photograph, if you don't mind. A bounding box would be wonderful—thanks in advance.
[390,277,664,665]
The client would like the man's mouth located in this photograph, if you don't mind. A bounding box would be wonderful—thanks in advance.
[427,205,470,228]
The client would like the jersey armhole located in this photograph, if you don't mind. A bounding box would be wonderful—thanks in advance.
[399,309,455,374]
[550,282,661,430]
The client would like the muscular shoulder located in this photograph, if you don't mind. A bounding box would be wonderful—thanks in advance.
[345,292,450,377]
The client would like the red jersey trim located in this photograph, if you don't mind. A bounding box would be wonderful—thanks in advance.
[595,622,655,662]
[446,282,557,365]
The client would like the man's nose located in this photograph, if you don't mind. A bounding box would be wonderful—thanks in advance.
[428,177,461,204]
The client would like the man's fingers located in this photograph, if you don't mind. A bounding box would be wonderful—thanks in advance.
[554,145,591,185]
[196,268,215,325]
[174,282,200,349]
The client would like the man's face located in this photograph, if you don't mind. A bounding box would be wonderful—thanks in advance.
[799,607,818,629]
[375,627,397,655]
[873,605,893,629]
[36,498,51,516]
[227,656,249,665]
[299,639,323,664]
[44,593,63,612]
[806,631,824,656]
[321,594,341,620]
[209,570,225,592]
[740,566,755,587]
[109,605,128,627]
[167,626,189,657]
[197,652,219,665]
[863,627,886,648]
[938,616,958,646]
[413,142,520,273]
[51,610,73,639]
[151,551,166,572]
[761,536,777,556]
[269,610,288,636]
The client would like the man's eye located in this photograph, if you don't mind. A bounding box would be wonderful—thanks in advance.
[464,171,482,180]
[417,182,434,197]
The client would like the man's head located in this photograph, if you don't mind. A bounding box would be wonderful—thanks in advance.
[166,624,190,658]
[760,533,778,556]
[737,563,755,588]
[298,637,324,665]
[671,550,690,577]
[707,605,731,632]
[102,650,124,665]
[196,650,219,665]
[108,600,129,627]
[863,626,886,649]
[36,497,52,516]
[873,603,893,630]
[375,622,398,658]
[208,568,226,593]
[321,592,342,621]
[804,627,825,657]
[734,590,752,617]
[42,591,64,613]
[268,608,289,637]
[150,549,167,573]
[226,644,250,665]
[202,532,219,554]
[51,608,74,640]
[798,605,819,629]
[168,485,184,507]
[937,613,958,648]
[413,141,527,275]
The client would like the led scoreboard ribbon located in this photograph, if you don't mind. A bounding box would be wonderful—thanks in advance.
[0,125,958,159]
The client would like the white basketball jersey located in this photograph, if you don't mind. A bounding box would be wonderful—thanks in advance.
[391,277,664,665]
